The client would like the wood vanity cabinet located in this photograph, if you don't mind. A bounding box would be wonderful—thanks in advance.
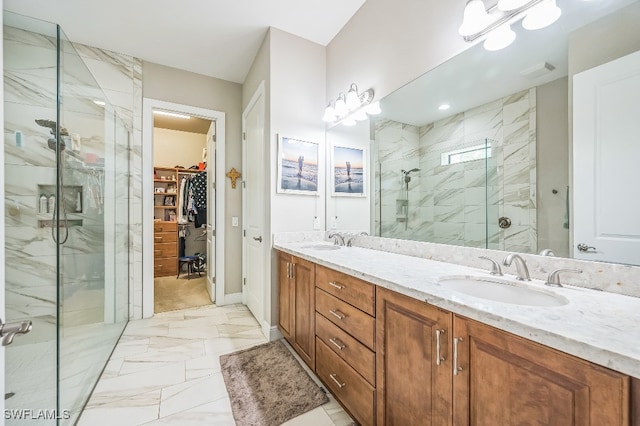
[277,251,315,369]
[453,315,630,425]
[315,265,377,426]
[376,287,452,426]
[376,285,630,425]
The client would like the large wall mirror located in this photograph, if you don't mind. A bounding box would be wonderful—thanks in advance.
[327,0,640,266]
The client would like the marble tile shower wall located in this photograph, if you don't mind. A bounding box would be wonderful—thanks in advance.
[70,42,144,320]
[3,25,143,342]
[375,88,537,253]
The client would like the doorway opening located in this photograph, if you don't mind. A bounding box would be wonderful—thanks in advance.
[152,111,213,313]
[142,99,226,318]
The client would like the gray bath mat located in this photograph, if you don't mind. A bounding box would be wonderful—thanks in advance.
[220,340,328,426]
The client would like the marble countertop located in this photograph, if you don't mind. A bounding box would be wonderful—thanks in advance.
[274,241,640,379]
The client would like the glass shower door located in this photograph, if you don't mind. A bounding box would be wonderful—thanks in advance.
[3,12,59,423]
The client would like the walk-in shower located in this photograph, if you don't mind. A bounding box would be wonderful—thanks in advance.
[4,12,130,424]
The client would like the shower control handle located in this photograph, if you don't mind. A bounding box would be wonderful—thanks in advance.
[0,317,32,346]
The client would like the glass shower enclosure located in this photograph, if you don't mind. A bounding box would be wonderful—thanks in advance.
[4,12,129,424]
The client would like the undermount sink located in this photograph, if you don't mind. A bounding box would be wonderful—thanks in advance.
[438,276,569,307]
[301,244,342,251]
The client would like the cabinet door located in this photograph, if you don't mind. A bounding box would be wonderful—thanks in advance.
[277,252,293,340]
[292,257,315,369]
[376,287,452,426]
[453,316,630,426]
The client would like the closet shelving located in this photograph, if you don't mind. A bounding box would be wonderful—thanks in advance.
[153,166,203,277]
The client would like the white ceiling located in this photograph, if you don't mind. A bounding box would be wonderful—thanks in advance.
[3,0,366,83]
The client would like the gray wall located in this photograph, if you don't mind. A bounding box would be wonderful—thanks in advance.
[326,0,468,102]
[142,61,244,295]
[537,77,569,257]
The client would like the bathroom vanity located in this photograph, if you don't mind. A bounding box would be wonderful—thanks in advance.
[275,241,639,425]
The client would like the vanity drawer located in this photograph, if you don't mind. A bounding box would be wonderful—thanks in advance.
[316,288,375,350]
[154,242,177,258]
[154,222,177,232]
[316,312,375,386]
[154,232,177,243]
[154,259,177,277]
[316,265,375,316]
[316,338,375,426]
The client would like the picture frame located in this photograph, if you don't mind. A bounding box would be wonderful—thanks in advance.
[331,145,367,197]
[276,135,319,195]
[163,195,176,206]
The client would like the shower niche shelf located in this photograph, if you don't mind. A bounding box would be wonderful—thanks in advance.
[37,184,83,214]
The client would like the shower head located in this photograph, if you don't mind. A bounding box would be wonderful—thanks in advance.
[35,119,67,151]
[401,168,420,175]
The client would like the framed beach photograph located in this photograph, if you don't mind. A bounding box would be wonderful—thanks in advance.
[277,135,319,195]
[331,145,366,196]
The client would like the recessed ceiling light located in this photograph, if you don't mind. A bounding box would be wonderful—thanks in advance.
[153,110,191,119]
[93,100,106,106]
[438,104,451,111]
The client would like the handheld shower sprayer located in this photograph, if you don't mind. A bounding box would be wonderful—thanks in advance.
[35,119,70,244]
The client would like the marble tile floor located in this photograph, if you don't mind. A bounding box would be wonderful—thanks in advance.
[78,304,355,425]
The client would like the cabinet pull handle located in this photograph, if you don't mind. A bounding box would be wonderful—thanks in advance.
[287,263,291,279]
[329,373,345,388]
[329,310,345,320]
[291,263,295,278]
[329,281,344,290]
[154,236,162,241]
[453,337,463,376]
[329,337,346,350]
[436,329,446,366]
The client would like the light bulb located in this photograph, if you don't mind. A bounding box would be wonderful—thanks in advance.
[522,0,562,30]
[459,0,492,37]
[354,109,368,121]
[483,24,516,51]
[366,101,382,115]
[497,0,530,11]
[334,94,348,117]
[322,103,336,122]
[345,83,361,111]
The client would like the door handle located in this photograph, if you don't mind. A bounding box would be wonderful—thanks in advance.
[0,318,32,346]
[253,236,262,243]
[577,243,596,252]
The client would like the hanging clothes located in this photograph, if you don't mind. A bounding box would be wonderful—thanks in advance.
[178,177,188,224]
[191,172,207,209]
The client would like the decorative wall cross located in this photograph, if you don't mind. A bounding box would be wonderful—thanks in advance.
[226,167,241,189]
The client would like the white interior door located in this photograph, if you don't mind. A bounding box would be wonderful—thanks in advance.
[242,87,265,324]
[573,49,640,265]
[206,121,216,302]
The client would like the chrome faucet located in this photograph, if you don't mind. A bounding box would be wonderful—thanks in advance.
[539,249,555,256]
[479,256,503,276]
[502,253,531,281]
[328,232,345,246]
[545,268,582,287]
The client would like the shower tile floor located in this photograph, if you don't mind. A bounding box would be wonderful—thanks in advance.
[78,304,354,425]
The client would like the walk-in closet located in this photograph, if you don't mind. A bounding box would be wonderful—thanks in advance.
[152,111,214,312]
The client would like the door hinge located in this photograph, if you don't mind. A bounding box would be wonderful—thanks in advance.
[243,229,246,237]
[213,134,217,143]
[212,182,216,190]
[242,132,246,140]
[212,229,216,237]
[243,277,246,286]
[212,277,216,284]
[242,180,246,188]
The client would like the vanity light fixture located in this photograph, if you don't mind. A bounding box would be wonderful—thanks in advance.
[459,0,562,51]
[323,83,379,126]
[153,110,191,119]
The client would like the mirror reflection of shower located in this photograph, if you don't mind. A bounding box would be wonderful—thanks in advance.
[36,119,69,244]
[399,168,420,230]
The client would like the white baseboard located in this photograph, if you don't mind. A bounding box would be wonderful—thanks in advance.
[262,321,283,341]
[220,292,242,305]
